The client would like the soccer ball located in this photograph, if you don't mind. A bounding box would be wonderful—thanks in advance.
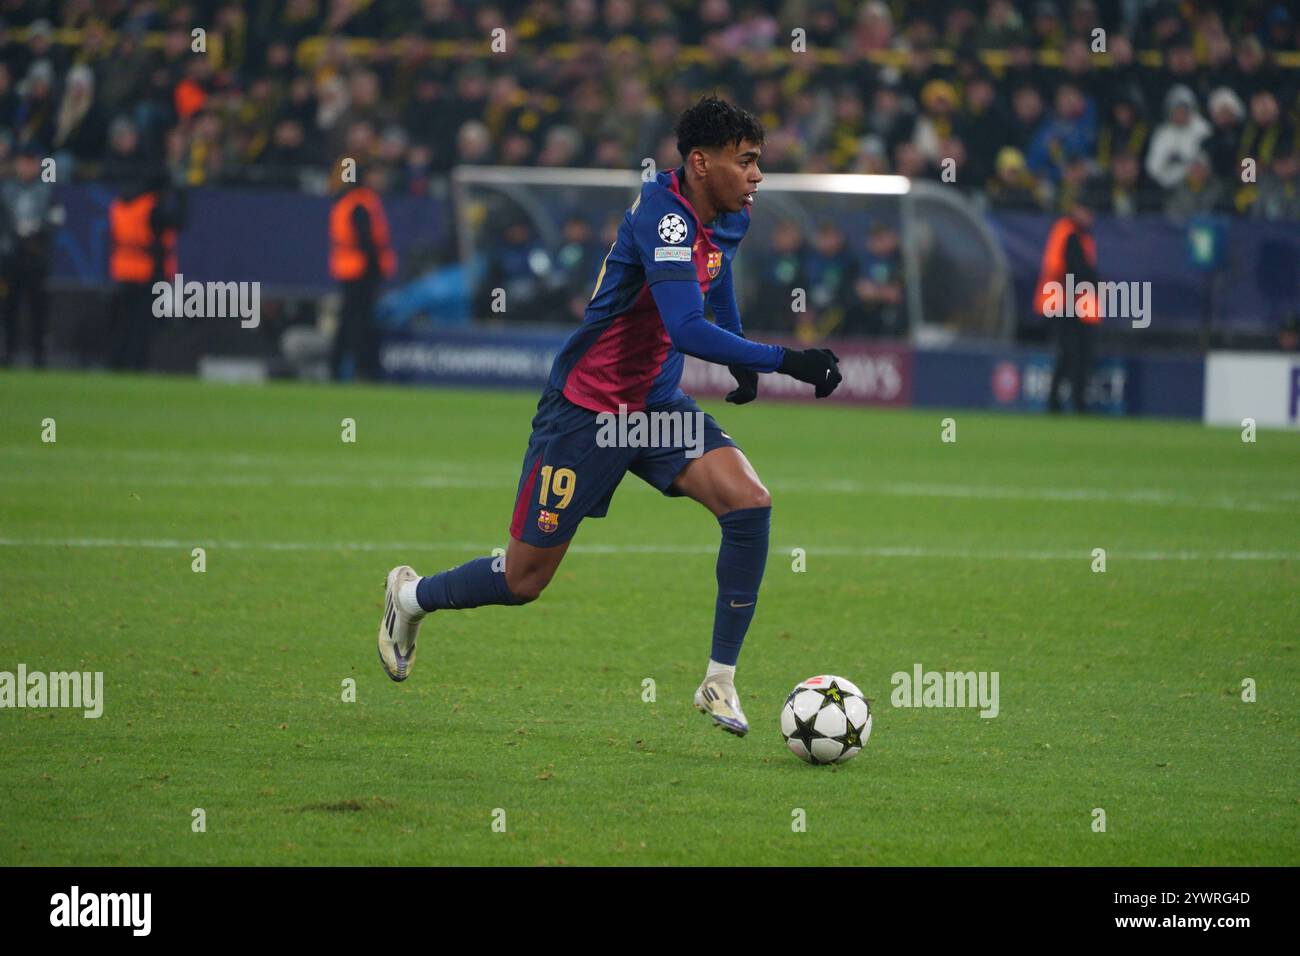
[780,675,872,765]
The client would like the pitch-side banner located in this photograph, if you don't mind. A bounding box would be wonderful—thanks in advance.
[383,328,914,407]
[1204,351,1300,429]
[683,340,913,406]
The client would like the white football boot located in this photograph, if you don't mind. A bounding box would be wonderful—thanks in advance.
[694,677,749,737]
[377,565,422,682]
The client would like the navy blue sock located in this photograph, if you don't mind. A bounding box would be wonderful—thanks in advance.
[415,557,526,611]
[711,506,771,666]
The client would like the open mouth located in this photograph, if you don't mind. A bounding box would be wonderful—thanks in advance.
[743,191,756,205]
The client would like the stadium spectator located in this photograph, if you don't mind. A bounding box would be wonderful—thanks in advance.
[1000,30,1049,101]
[852,1,895,52]
[475,215,552,322]
[13,58,57,149]
[1053,153,1093,213]
[1029,0,1065,51]
[1253,152,1300,221]
[1149,32,1209,113]
[255,117,313,188]
[456,120,494,165]
[1204,87,1247,182]
[866,79,915,159]
[1228,36,1275,102]
[553,215,602,322]
[1089,149,1159,218]
[398,142,435,196]
[798,219,858,341]
[1236,90,1299,214]
[1164,150,1227,218]
[100,116,146,186]
[95,28,148,116]
[1009,83,1047,153]
[959,71,1013,191]
[913,79,959,167]
[1145,85,1211,190]
[846,222,905,339]
[1057,35,1094,95]
[974,0,1025,50]
[827,86,869,172]
[901,41,948,104]
[1095,85,1150,173]
[744,219,804,333]
[1025,81,1097,185]
[51,64,104,169]
[1095,32,1140,111]
[892,139,932,181]
[985,145,1045,210]
[1,142,63,367]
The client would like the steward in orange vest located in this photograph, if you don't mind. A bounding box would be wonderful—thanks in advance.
[107,173,186,371]
[109,190,178,283]
[329,182,397,282]
[1038,201,1099,413]
[1035,210,1100,323]
[328,168,397,381]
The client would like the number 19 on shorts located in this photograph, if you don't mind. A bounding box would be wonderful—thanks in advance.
[539,466,576,509]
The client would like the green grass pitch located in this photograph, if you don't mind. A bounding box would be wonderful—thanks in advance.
[1,370,1296,866]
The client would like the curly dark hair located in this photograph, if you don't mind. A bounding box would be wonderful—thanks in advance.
[674,95,766,162]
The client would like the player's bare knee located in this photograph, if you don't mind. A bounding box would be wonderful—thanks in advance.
[736,484,772,511]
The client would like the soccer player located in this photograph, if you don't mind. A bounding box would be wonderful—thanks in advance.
[377,96,842,736]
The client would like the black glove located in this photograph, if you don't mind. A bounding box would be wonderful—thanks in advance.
[726,365,759,404]
[778,347,843,398]
[725,366,759,404]
[724,332,759,404]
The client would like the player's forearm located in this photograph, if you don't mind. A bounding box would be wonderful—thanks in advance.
[651,279,782,371]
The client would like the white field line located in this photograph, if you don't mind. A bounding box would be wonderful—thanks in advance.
[4,445,1298,510]
[0,536,1295,561]
[0,445,496,474]
[0,467,1296,514]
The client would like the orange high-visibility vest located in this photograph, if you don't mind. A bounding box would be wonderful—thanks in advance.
[109,193,177,282]
[174,77,207,121]
[329,187,397,281]
[1034,216,1099,323]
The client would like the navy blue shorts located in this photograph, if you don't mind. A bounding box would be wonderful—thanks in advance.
[508,388,738,546]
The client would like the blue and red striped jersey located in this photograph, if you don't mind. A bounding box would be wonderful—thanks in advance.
[547,166,761,413]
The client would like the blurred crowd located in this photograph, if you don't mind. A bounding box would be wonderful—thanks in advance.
[1,0,1298,221]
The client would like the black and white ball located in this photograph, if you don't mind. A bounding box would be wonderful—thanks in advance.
[780,675,872,765]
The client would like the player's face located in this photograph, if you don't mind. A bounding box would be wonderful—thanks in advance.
[712,139,763,213]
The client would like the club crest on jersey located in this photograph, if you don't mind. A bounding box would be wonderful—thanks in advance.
[537,509,559,534]
[658,213,688,244]
[706,250,723,278]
